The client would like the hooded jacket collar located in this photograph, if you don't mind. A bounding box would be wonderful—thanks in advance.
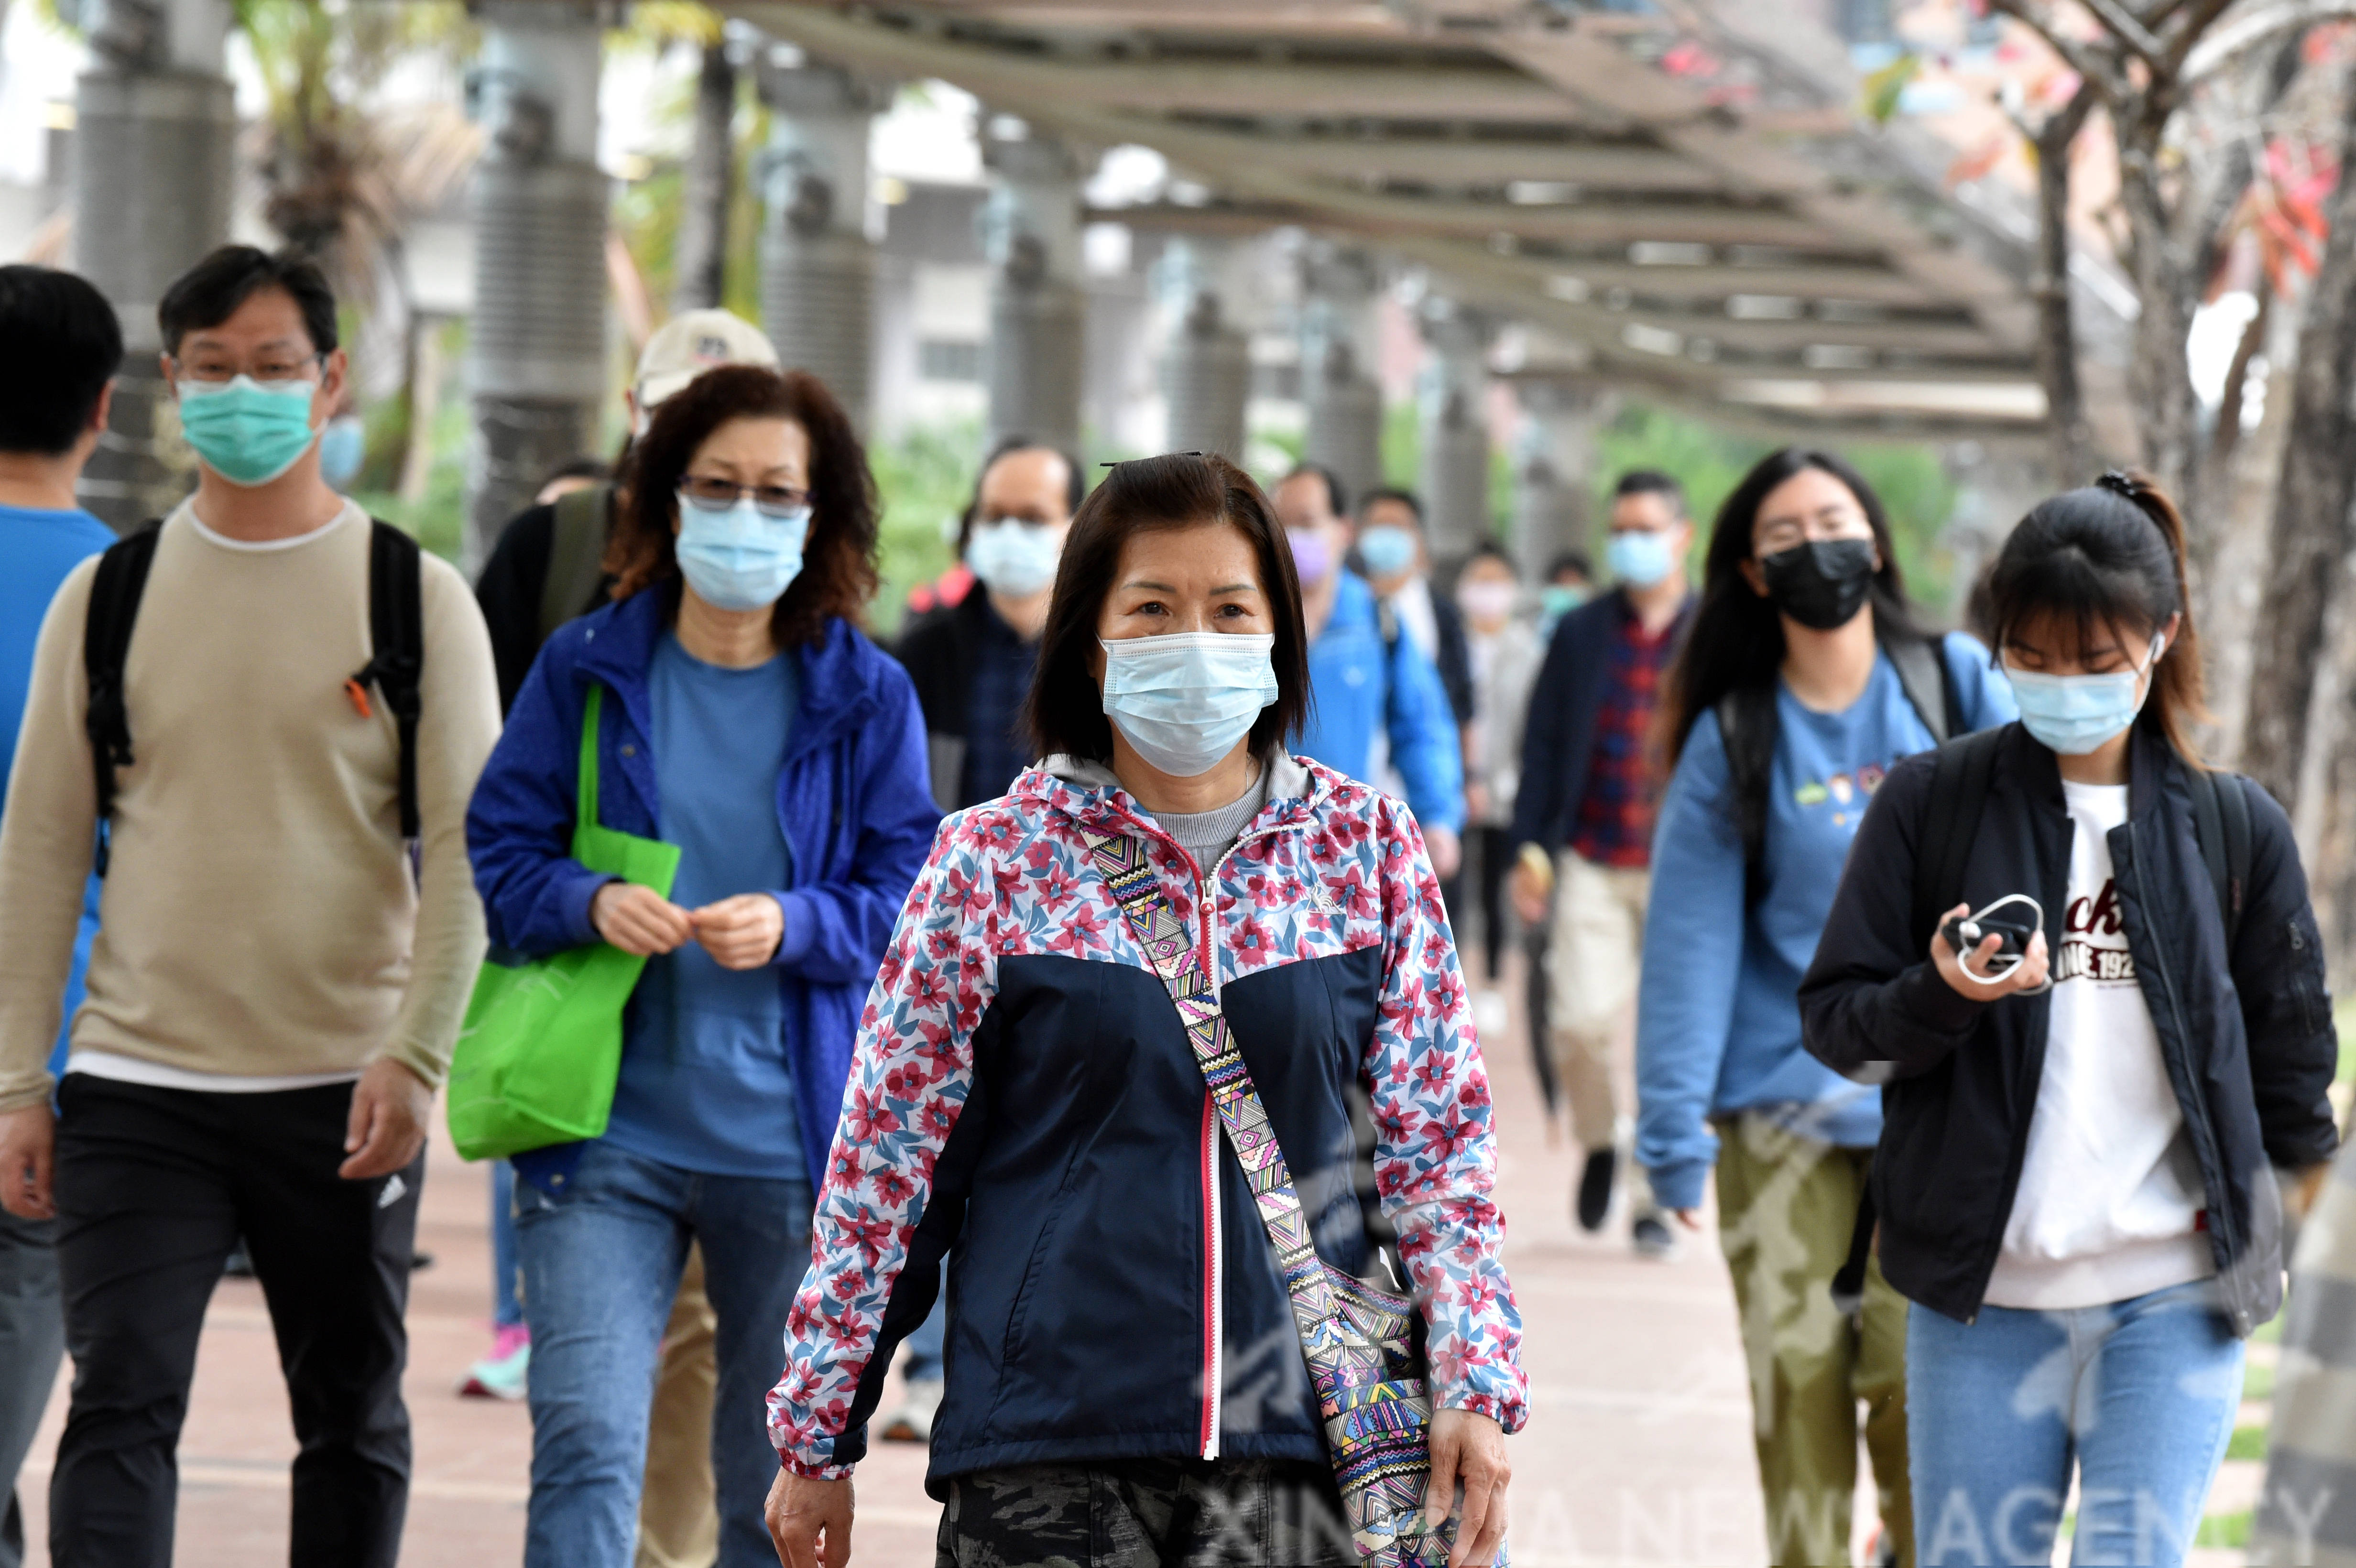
[1024,750,1328,852]
[571,585,886,759]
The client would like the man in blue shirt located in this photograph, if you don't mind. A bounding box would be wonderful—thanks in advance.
[1272,464,1464,878]
[0,265,120,1568]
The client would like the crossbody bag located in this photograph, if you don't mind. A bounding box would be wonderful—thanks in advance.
[1080,828,1452,1568]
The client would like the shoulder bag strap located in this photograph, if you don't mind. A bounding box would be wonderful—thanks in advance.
[1078,827,1338,1340]
[1910,726,2004,957]
[352,520,425,845]
[82,521,165,876]
[1883,632,1951,746]
[541,484,612,644]
[577,684,604,839]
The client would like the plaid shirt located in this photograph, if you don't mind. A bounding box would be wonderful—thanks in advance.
[1569,608,1677,868]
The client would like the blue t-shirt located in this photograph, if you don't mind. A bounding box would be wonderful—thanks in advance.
[1635,633,2019,1211]
[0,504,116,1081]
[606,632,806,1180]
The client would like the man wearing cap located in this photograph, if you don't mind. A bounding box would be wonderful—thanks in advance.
[468,307,778,1568]
[473,308,781,708]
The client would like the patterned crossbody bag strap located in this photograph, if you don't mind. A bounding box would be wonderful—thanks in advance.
[1080,829,1338,1333]
[1080,828,1449,1568]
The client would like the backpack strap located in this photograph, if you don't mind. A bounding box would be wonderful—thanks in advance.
[540,483,611,644]
[345,521,425,846]
[2185,764,2252,951]
[1884,632,1952,746]
[82,521,164,876]
[1909,725,2005,958]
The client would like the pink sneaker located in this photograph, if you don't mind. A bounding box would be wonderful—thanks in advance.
[458,1324,531,1400]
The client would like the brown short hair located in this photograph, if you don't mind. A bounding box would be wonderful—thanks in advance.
[605,364,878,646]
[1024,452,1310,764]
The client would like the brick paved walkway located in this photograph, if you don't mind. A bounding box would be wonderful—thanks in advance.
[12,958,2257,1565]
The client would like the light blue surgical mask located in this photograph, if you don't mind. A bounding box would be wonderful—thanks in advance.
[177,373,321,487]
[966,518,1063,598]
[318,414,365,490]
[1357,524,1418,579]
[1606,529,1678,588]
[1099,632,1278,778]
[2005,634,2164,755]
[675,491,810,612]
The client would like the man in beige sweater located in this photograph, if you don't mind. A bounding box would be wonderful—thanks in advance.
[0,245,499,1568]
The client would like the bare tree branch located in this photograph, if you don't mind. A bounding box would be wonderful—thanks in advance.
[2082,0,2171,66]
[1988,0,2126,99]
[2164,0,2262,73]
[2184,0,2356,82]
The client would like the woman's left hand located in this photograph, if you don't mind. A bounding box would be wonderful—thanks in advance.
[693,893,785,969]
[1426,1406,1509,1567]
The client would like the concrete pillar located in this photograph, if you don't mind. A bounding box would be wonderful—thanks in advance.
[757,54,888,430]
[982,121,1085,456]
[1420,298,1492,559]
[1512,381,1610,580]
[72,0,235,531]
[466,0,608,565]
[1157,236,1249,460]
[1299,241,1383,509]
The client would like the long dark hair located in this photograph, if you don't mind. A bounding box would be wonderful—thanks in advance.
[1025,452,1310,764]
[606,364,879,647]
[1658,447,1925,859]
[1985,470,2209,766]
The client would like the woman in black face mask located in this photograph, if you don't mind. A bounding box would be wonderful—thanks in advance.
[1631,448,2018,1568]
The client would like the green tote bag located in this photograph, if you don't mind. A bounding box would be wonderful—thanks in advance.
[446,685,681,1161]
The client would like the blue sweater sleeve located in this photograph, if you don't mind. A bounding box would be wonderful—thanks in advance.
[1383,626,1467,834]
[772,664,943,983]
[1941,632,2018,730]
[466,640,612,957]
[1635,711,1749,1211]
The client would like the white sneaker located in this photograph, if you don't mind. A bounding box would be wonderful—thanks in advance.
[879,1378,944,1443]
[1472,989,1509,1039]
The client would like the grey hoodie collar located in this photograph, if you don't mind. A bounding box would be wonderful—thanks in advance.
[1043,750,1314,804]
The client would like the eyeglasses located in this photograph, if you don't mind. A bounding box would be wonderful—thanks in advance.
[677,475,811,518]
[175,353,325,385]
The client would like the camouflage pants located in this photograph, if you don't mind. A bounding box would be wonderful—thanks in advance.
[935,1457,1356,1568]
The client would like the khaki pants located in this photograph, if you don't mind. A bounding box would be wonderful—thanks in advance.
[1714,1113,1912,1568]
[1546,851,1648,1155]
[635,1244,720,1568]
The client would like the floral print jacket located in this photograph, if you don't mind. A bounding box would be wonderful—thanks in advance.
[766,752,1526,1486]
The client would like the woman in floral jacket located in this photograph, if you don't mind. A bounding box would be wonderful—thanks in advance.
[762,452,1524,1568]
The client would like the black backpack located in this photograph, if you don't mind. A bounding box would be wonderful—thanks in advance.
[84,516,424,874]
[1830,721,2255,1315]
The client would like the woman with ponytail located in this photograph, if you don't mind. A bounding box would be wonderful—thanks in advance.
[1636,448,2016,1567]
[1800,473,2340,1567]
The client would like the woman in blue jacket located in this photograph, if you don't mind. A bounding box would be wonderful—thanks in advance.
[466,365,938,1568]
[1634,448,2016,1568]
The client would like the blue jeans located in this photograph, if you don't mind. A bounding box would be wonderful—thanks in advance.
[1908,1279,2243,1567]
[903,1259,947,1384]
[513,1141,813,1568]
[491,1160,523,1330]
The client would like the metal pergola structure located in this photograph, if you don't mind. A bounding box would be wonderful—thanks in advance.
[729,0,2104,445]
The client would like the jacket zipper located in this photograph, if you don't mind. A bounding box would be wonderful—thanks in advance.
[2126,814,2248,1332]
[1143,817,1290,1464]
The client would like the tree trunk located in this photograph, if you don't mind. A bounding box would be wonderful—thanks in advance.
[2117,123,2204,506]
[2243,70,2356,808]
[671,40,734,314]
[2033,83,2099,488]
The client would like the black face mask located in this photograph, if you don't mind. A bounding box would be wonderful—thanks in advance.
[1760,539,1876,631]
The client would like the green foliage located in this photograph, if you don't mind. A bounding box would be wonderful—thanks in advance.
[1861,52,1921,125]
[2226,1423,2269,1461]
[868,418,984,640]
[350,384,472,564]
[2194,1509,2252,1549]
[2243,1357,2277,1403]
[1381,401,1421,491]
[610,70,769,325]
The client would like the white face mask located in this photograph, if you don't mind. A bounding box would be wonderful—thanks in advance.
[1098,632,1279,778]
[966,519,1063,598]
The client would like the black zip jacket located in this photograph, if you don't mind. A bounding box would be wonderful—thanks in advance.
[1798,719,2338,1334]
[1507,588,1694,854]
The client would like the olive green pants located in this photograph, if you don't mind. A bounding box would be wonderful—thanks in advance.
[1714,1112,1913,1567]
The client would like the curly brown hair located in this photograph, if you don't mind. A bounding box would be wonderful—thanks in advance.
[605,364,879,645]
